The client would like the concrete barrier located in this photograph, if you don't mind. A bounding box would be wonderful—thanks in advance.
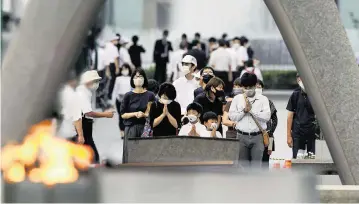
[292,159,337,175]
[318,185,359,203]
[126,136,239,163]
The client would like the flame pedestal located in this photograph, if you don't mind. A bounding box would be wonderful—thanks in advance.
[3,171,99,203]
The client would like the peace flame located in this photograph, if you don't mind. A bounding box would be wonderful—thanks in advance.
[1,120,93,186]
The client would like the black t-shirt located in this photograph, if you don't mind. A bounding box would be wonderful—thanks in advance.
[149,101,182,137]
[286,88,316,134]
[121,91,155,126]
[194,87,204,98]
[128,45,146,67]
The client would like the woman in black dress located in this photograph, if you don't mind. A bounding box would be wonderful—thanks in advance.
[150,83,181,137]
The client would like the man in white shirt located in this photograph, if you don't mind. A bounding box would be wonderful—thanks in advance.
[239,59,263,82]
[178,102,206,136]
[236,36,249,67]
[57,72,84,143]
[229,73,271,167]
[199,112,223,138]
[77,70,115,164]
[104,34,120,100]
[173,55,199,115]
[169,42,188,82]
[208,39,233,95]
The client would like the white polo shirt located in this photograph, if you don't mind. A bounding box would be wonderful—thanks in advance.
[57,85,82,138]
[240,67,264,81]
[178,121,206,136]
[208,47,232,72]
[104,42,120,66]
[76,85,93,119]
[199,130,223,138]
[228,93,271,133]
[173,76,198,115]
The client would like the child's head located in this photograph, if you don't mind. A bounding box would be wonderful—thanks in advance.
[186,102,203,123]
[203,112,218,131]
[147,79,160,95]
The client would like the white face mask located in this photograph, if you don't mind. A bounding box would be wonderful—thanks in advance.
[182,65,191,75]
[134,78,144,87]
[187,114,198,123]
[255,88,263,95]
[298,81,305,92]
[232,43,240,49]
[121,69,129,76]
[161,98,172,105]
[209,123,218,131]
[90,82,99,91]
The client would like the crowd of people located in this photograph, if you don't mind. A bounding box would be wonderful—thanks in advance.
[57,30,320,167]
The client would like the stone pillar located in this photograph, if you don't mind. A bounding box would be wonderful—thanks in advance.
[264,0,359,184]
[1,0,105,145]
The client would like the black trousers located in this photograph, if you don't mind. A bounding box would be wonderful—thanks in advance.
[108,63,117,99]
[292,130,316,159]
[115,99,125,131]
[154,61,167,84]
[82,117,100,163]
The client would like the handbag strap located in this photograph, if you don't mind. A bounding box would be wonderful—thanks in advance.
[243,94,265,132]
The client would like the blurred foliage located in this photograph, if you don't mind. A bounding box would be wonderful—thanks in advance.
[262,70,298,89]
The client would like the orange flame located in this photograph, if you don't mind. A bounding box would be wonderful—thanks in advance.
[1,120,93,186]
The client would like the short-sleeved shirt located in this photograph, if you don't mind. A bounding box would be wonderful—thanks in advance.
[149,100,182,137]
[194,87,204,98]
[194,92,224,122]
[76,85,93,119]
[178,122,206,136]
[286,88,316,134]
[120,91,155,126]
[173,76,198,115]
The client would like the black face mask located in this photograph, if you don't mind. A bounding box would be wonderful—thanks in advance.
[202,74,213,84]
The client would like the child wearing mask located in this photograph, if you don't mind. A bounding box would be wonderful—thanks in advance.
[112,63,132,136]
[178,102,206,136]
[200,112,222,138]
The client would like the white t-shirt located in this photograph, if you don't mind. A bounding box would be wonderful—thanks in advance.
[57,85,82,138]
[119,47,132,67]
[236,46,249,66]
[76,85,93,119]
[178,122,206,136]
[208,47,232,72]
[104,42,120,65]
[199,130,222,138]
[111,75,132,105]
[173,76,199,115]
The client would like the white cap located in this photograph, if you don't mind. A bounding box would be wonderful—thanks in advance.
[182,55,197,67]
[80,70,102,84]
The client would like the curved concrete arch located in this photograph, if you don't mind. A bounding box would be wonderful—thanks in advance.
[264,0,359,184]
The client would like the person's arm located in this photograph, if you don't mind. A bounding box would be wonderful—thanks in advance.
[111,78,119,105]
[251,97,271,122]
[166,105,179,129]
[268,112,278,135]
[120,94,137,119]
[287,111,294,139]
[217,115,222,131]
[73,119,84,143]
[152,103,166,128]
[228,96,245,122]
[140,45,146,53]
